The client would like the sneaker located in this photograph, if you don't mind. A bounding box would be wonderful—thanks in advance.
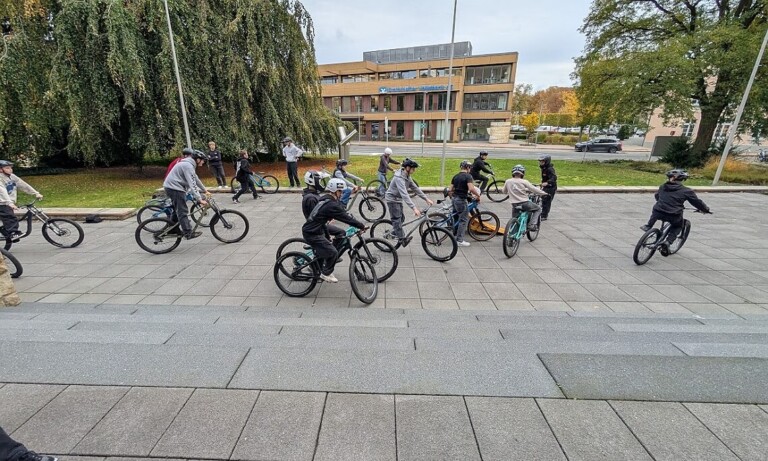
[457,240,470,247]
[640,224,651,232]
[184,231,203,240]
[541,216,548,221]
[232,197,240,203]
[219,185,226,189]
[399,236,413,247]
[659,243,670,256]
[10,231,22,242]
[252,194,259,199]
[527,225,538,232]
[319,273,339,283]
[19,452,58,461]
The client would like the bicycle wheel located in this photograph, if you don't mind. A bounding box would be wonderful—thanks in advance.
[209,210,249,243]
[230,177,239,193]
[276,237,310,259]
[358,196,386,222]
[668,219,691,254]
[365,179,386,196]
[349,255,378,304]
[418,212,450,236]
[1,248,22,278]
[526,214,542,242]
[486,180,508,202]
[258,175,280,194]
[135,217,182,254]
[190,203,212,228]
[468,210,500,242]
[503,218,521,258]
[136,205,169,224]
[633,228,661,265]
[42,219,84,248]
[355,237,398,281]
[370,219,397,243]
[421,226,458,262]
[274,251,318,297]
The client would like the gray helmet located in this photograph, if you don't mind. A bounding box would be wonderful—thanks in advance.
[666,169,689,180]
[336,158,349,168]
[460,160,471,169]
[479,150,488,156]
[0,160,13,167]
[512,164,526,176]
[191,149,208,162]
[538,154,551,162]
[182,147,195,156]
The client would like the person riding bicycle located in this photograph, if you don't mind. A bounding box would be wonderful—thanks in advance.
[376,147,401,196]
[538,154,557,221]
[302,169,344,241]
[302,178,367,283]
[502,165,548,231]
[384,158,433,246]
[0,160,44,241]
[162,148,209,239]
[232,149,258,203]
[641,169,710,256]
[470,150,493,192]
[333,158,363,207]
[449,160,482,247]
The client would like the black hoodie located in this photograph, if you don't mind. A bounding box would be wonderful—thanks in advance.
[302,195,366,235]
[652,182,709,215]
[539,158,557,188]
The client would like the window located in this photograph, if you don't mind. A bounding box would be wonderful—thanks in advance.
[463,92,510,111]
[379,72,391,80]
[321,76,337,85]
[332,97,341,113]
[370,95,379,112]
[395,121,405,138]
[715,123,731,138]
[342,75,354,83]
[681,119,696,137]
[400,70,417,79]
[354,96,362,113]
[465,65,512,85]
[415,93,424,111]
[396,95,405,111]
[383,95,391,112]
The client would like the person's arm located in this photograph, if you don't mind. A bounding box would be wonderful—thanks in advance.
[347,171,363,184]
[685,190,710,213]
[15,177,42,198]
[389,158,401,165]
[181,164,203,200]
[328,203,366,229]
[481,162,493,174]
[467,180,481,199]
[524,180,547,196]
[547,167,557,184]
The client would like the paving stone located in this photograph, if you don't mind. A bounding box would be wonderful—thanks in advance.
[214,316,408,328]
[610,401,739,461]
[417,338,682,356]
[684,403,768,460]
[396,395,480,461]
[610,323,768,334]
[0,319,78,330]
[0,384,65,432]
[537,399,652,461]
[167,332,414,351]
[674,342,768,358]
[314,393,395,461]
[12,386,128,453]
[73,387,192,456]
[280,325,503,339]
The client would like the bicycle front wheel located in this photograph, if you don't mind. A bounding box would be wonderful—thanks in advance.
[486,180,508,202]
[42,219,84,248]
[274,251,318,297]
[258,175,280,194]
[1,248,22,278]
[349,255,378,304]
[526,214,541,242]
[276,237,310,260]
[668,219,691,254]
[421,226,458,262]
[365,179,386,196]
[136,205,169,224]
[468,210,500,241]
[210,210,249,243]
[633,228,661,265]
[135,217,181,254]
[190,203,212,228]
[503,218,521,258]
[370,219,397,243]
[358,196,386,222]
[355,237,398,281]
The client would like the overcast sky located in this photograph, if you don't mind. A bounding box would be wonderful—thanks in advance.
[300,0,594,90]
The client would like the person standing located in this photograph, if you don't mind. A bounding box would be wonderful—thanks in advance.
[207,141,226,189]
[1,424,58,461]
[449,160,482,247]
[162,148,209,239]
[538,154,557,221]
[232,149,259,203]
[376,147,400,196]
[282,137,302,187]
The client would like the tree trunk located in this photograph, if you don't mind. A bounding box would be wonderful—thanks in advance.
[691,103,724,158]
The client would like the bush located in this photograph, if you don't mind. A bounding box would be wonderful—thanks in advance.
[617,125,632,140]
[660,138,705,168]
[698,156,768,185]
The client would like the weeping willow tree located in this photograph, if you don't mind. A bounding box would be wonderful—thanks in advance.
[0,0,340,166]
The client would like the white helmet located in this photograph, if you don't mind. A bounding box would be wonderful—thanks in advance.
[304,170,330,189]
[383,147,393,155]
[327,178,347,192]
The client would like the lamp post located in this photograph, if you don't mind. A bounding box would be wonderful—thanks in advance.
[439,0,458,187]
[162,0,192,149]
[421,90,427,155]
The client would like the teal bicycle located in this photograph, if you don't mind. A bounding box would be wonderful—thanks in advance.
[229,171,280,194]
[502,194,542,258]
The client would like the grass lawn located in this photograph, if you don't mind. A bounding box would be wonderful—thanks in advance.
[19,155,764,208]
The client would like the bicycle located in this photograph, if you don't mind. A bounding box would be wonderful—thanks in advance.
[136,193,211,228]
[1,248,22,278]
[135,196,249,254]
[501,194,543,258]
[633,209,709,265]
[273,227,379,304]
[484,172,510,203]
[419,195,500,242]
[364,175,419,198]
[369,205,458,262]
[1,199,85,250]
[229,171,280,194]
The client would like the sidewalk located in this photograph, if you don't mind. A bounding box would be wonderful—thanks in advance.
[356,139,652,153]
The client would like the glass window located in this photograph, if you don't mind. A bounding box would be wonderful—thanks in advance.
[396,95,405,111]
[497,93,507,110]
[463,94,472,110]
[354,96,362,113]
[400,70,417,79]
[371,122,379,140]
[415,93,424,111]
[465,65,512,84]
[342,75,354,83]
[437,93,447,110]
[489,94,498,110]
[464,68,475,85]
[428,94,435,111]
[479,94,489,110]
[396,121,405,138]
[332,97,341,113]
[472,94,479,110]
[383,95,391,112]
[379,72,391,80]
[321,76,337,85]
[370,95,379,112]
[360,121,366,135]
[342,97,352,113]
[682,119,696,137]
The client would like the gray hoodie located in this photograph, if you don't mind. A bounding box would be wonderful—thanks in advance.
[384,168,427,209]
[162,157,205,200]
[0,173,41,206]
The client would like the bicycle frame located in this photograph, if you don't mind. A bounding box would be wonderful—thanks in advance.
[431,199,481,233]
[297,228,375,272]
[13,201,51,238]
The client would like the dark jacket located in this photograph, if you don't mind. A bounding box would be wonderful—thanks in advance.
[208,149,222,166]
[540,158,557,188]
[235,158,252,181]
[653,182,709,215]
[301,187,320,219]
[378,155,400,174]
[302,195,366,235]
[470,156,492,178]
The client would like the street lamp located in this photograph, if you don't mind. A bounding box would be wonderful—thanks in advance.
[421,90,427,155]
[439,0,458,187]
[162,0,192,149]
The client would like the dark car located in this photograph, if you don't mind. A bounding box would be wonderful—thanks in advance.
[574,138,623,153]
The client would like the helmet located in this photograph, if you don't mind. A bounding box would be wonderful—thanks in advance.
[282,137,293,144]
[512,164,526,176]
[336,158,349,168]
[538,154,551,162]
[402,158,419,169]
[666,169,689,180]
[384,147,393,155]
[0,160,13,167]
[327,178,347,192]
[460,160,471,169]
[479,150,488,156]
[304,170,330,190]
[191,149,208,162]
[182,147,195,156]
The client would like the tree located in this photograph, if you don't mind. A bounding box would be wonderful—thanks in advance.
[509,83,533,124]
[575,0,768,161]
[520,112,539,142]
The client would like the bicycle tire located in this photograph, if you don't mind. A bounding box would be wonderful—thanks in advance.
[190,203,212,228]
[3,236,12,251]
[349,255,378,304]
[418,212,450,236]
[365,179,386,196]
[42,219,84,248]
[136,205,169,224]
[503,218,521,258]
[468,210,500,242]
[633,228,661,265]
[421,226,458,262]
[209,210,249,243]
[258,175,280,194]
[1,248,22,278]
[370,219,397,243]
[526,214,541,242]
[274,251,318,297]
[135,217,182,254]
[358,196,386,222]
[486,180,508,202]
[276,237,310,260]
[354,237,398,282]
[230,177,239,194]
[668,219,691,254]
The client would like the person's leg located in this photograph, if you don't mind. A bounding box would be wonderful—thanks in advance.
[387,202,405,239]
[248,175,259,198]
[524,202,542,229]
[304,234,338,276]
[327,224,346,240]
[288,162,299,187]
[233,178,248,201]
[665,214,684,244]
[340,188,352,207]
[216,165,226,187]
[479,176,488,192]
[293,163,301,187]
[377,171,387,196]
[0,425,34,461]
[452,197,469,242]
[0,205,20,237]
[286,162,294,187]
[166,189,192,235]
[541,186,556,218]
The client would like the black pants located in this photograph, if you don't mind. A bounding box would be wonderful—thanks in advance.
[0,425,29,461]
[303,232,338,276]
[286,162,300,187]
[472,175,488,192]
[541,185,556,218]
[164,188,192,235]
[0,205,19,237]
[233,176,258,200]
[209,164,226,187]
[651,210,684,244]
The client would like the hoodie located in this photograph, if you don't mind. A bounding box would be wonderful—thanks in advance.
[385,168,427,209]
[539,158,557,188]
[162,157,206,200]
[652,182,709,215]
[0,174,41,206]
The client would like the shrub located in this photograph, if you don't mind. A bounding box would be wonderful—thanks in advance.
[617,125,632,140]
[660,138,705,168]
[698,156,768,185]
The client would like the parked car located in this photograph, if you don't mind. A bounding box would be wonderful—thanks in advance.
[575,138,623,153]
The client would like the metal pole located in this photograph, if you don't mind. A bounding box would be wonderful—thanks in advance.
[713,26,768,185]
[439,0,458,187]
[421,90,426,155]
[163,0,192,148]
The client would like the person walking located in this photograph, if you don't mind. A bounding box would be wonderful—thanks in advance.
[232,149,259,203]
[282,137,302,187]
[207,141,227,189]
[449,160,482,247]
[538,154,557,221]
[1,425,57,461]
[376,147,400,196]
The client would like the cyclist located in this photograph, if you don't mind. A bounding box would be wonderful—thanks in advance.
[470,150,493,192]
[449,160,482,247]
[538,154,557,221]
[384,158,433,246]
[333,158,363,207]
[302,169,344,241]
[0,160,43,241]
[502,165,548,232]
[376,147,401,196]
[232,149,258,203]
[162,148,209,239]
[641,169,710,256]
[302,178,367,283]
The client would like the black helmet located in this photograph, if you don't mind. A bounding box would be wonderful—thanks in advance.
[182,147,195,156]
[479,150,488,156]
[460,160,471,169]
[402,158,419,169]
[336,158,348,168]
[0,160,13,167]
[282,137,293,144]
[512,164,526,176]
[191,149,208,162]
[666,169,689,180]
[538,154,551,162]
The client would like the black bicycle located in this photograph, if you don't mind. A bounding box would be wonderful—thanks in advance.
[1,248,22,278]
[633,209,710,265]
[1,199,84,250]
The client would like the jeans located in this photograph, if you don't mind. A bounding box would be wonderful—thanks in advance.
[452,196,469,242]
[209,163,226,187]
[512,201,542,229]
[387,201,405,239]
[164,188,192,235]
[377,171,388,196]
[0,425,28,461]
[340,188,353,207]
[286,161,300,187]
[541,185,556,218]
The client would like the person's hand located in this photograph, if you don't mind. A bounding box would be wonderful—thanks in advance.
[35,194,44,200]
[355,186,361,192]
[413,207,422,217]
[426,198,434,206]
[11,204,18,210]
[541,182,548,187]
[199,199,209,206]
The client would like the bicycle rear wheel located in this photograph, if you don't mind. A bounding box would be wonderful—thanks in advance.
[210,210,249,243]
[258,175,280,194]
[276,237,310,259]
[668,219,691,254]
[365,179,386,196]
[418,212,449,236]
[1,248,22,278]
[358,196,386,222]
[421,226,458,262]
[503,218,521,258]
[370,219,397,243]
[633,228,661,265]
[468,210,500,241]
[486,180,508,202]
[274,251,318,297]
[349,255,378,304]
[42,219,85,248]
[135,217,182,254]
[355,237,398,281]
[526,214,541,242]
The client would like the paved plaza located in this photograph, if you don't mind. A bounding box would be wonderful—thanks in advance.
[1,192,768,460]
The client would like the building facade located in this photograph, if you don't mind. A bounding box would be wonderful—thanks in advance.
[318,42,517,142]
